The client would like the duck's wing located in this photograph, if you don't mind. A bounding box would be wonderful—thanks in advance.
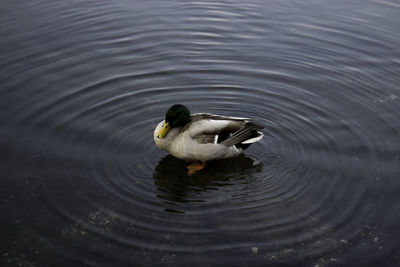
[184,113,263,147]
[220,122,264,147]
[185,114,245,139]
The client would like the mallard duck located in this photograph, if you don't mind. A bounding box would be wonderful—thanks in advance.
[154,104,264,174]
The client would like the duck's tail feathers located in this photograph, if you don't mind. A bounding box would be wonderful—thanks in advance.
[220,122,264,149]
[241,132,264,144]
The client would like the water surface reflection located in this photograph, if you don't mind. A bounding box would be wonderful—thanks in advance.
[153,155,263,213]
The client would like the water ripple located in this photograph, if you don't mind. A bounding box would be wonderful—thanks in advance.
[2,0,399,266]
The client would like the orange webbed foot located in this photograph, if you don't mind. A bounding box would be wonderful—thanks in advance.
[187,161,206,175]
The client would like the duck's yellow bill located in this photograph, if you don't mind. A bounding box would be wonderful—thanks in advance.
[157,121,171,138]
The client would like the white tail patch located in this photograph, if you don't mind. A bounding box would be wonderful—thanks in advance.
[241,132,264,144]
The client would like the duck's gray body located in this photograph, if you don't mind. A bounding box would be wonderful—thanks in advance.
[154,113,264,161]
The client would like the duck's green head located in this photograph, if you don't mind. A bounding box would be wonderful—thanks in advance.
[157,104,190,138]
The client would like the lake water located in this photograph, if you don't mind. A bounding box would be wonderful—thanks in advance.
[1,0,400,266]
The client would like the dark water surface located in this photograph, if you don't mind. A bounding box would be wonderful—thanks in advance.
[1,0,400,266]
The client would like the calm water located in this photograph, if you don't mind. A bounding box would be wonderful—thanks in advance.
[1,0,400,266]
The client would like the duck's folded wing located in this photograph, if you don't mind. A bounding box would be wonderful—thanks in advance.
[187,118,244,139]
[186,114,263,146]
[220,122,264,147]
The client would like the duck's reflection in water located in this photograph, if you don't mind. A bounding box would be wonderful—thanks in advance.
[153,155,263,213]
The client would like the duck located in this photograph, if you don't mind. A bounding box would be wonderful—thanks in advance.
[154,104,264,174]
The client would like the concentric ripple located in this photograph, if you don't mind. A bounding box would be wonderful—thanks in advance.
[1,0,400,266]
